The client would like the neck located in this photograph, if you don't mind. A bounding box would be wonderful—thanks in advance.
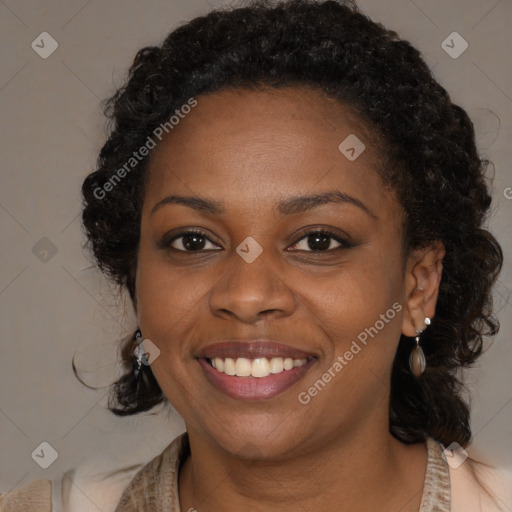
[178,420,428,512]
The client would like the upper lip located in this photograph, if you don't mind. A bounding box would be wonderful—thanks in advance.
[197,340,315,360]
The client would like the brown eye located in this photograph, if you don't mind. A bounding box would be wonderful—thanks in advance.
[288,229,351,252]
[163,230,221,252]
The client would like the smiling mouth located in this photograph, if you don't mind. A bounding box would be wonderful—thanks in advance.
[196,340,318,400]
[197,354,317,400]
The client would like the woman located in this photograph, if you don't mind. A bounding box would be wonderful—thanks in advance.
[78,0,508,510]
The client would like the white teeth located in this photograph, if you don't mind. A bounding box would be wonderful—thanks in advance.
[269,357,284,374]
[251,358,270,378]
[224,358,236,376]
[235,357,251,377]
[209,356,308,377]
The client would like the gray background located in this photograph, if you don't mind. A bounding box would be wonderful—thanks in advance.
[1,0,511,510]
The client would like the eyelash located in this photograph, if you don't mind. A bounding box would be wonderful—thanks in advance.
[160,228,353,254]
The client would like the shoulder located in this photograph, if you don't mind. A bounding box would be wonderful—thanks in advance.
[114,432,187,512]
[0,480,52,512]
[450,456,512,512]
[423,437,511,512]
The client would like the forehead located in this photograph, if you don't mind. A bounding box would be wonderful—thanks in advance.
[144,87,395,217]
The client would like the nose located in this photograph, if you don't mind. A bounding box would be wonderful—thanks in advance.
[208,247,297,324]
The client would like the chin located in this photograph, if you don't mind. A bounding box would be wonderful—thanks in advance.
[199,410,312,461]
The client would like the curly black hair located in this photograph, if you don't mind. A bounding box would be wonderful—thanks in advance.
[81,0,503,448]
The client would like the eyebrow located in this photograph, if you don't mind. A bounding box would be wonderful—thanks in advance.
[150,190,376,218]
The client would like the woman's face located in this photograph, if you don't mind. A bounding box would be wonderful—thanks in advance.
[136,87,411,458]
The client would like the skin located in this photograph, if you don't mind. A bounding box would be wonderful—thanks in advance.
[135,87,445,511]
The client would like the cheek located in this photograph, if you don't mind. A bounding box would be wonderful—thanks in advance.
[135,247,208,349]
[306,250,405,375]
[308,256,402,326]
[134,250,204,408]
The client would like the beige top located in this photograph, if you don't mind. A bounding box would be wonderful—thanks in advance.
[2,435,510,511]
[113,433,451,512]
[0,480,52,512]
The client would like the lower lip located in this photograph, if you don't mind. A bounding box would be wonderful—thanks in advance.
[198,358,316,401]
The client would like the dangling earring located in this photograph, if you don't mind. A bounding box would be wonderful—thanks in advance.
[409,317,430,377]
[133,329,144,378]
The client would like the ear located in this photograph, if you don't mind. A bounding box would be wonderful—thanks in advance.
[401,240,445,337]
